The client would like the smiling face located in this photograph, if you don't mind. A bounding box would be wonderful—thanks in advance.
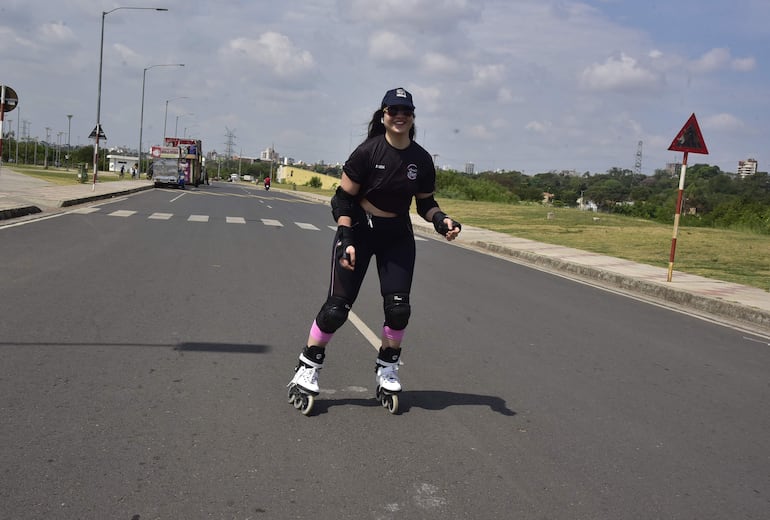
[383,105,415,139]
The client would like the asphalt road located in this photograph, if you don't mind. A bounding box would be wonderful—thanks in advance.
[1,183,768,519]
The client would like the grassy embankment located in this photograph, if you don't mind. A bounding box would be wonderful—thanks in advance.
[7,164,138,185]
[280,184,769,292]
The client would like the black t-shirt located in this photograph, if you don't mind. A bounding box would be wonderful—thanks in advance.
[343,135,435,215]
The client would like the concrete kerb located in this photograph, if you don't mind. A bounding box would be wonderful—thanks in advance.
[0,204,42,220]
[469,240,770,331]
[58,184,154,207]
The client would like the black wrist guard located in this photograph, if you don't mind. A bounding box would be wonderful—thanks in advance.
[331,186,356,221]
[334,225,354,263]
[431,211,461,236]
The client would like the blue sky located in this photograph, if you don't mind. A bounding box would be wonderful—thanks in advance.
[1,0,767,175]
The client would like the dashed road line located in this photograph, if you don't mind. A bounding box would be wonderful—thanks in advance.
[295,222,320,230]
[108,210,137,217]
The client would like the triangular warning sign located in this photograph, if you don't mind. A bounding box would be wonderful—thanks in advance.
[88,124,107,140]
[668,113,707,154]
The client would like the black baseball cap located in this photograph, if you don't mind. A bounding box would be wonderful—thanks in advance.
[381,87,415,109]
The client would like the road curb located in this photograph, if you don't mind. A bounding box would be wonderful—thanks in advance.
[473,240,770,332]
[58,184,155,207]
[0,205,42,220]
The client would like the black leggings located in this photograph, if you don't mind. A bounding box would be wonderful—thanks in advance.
[329,210,415,306]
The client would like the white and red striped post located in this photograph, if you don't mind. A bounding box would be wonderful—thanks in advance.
[667,151,689,282]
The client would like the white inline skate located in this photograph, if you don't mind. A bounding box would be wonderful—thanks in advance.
[375,358,402,414]
[287,348,324,415]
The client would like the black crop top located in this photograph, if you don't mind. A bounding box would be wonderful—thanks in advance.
[343,135,436,215]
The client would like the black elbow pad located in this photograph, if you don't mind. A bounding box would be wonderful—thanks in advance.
[331,186,356,221]
[416,195,439,220]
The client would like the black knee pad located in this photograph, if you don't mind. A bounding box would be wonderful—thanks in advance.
[315,296,351,333]
[383,293,411,330]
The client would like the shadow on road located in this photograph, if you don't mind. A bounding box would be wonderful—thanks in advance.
[0,342,272,355]
[311,389,516,417]
[175,342,271,354]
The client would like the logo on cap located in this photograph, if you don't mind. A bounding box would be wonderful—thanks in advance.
[395,88,408,98]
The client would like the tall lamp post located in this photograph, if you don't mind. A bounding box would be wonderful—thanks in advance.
[138,63,184,176]
[163,96,188,141]
[175,113,194,138]
[66,114,72,169]
[93,6,168,190]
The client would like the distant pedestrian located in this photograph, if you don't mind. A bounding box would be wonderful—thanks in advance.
[120,165,125,178]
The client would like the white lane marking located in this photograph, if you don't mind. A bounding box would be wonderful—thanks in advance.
[188,214,209,222]
[226,216,246,224]
[71,207,101,214]
[170,193,186,203]
[108,210,136,217]
[295,222,319,230]
[347,311,380,351]
[262,219,283,227]
[149,212,173,220]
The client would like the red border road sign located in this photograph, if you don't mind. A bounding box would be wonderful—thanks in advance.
[668,113,708,154]
[1,85,19,113]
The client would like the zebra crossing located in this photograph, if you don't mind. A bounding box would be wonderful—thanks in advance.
[68,206,428,239]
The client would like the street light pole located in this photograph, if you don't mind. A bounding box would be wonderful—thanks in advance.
[93,6,168,190]
[138,63,184,177]
[175,113,194,137]
[163,96,188,142]
[66,114,72,170]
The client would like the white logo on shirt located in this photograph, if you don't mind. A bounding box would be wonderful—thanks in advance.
[375,164,386,169]
[406,164,418,180]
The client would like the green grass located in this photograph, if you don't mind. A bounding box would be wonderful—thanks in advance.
[7,164,136,185]
[436,200,770,292]
[285,186,769,291]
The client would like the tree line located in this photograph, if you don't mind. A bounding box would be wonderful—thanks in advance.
[435,166,770,235]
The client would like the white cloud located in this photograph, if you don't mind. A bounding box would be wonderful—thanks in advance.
[222,32,315,78]
[580,53,662,92]
[689,48,731,74]
[703,113,744,131]
[422,52,459,75]
[37,21,75,44]
[472,63,505,87]
[368,31,414,62]
[469,124,494,140]
[731,57,756,71]
[526,120,552,134]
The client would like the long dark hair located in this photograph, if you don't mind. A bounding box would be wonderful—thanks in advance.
[367,109,416,140]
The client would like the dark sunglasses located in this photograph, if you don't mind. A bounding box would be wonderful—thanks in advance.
[385,105,414,117]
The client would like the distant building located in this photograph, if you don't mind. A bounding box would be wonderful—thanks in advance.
[738,158,758,177]
[464,162,475,175]
[666,162,682,176]
[107,154,138,172]
[260,146,280,162]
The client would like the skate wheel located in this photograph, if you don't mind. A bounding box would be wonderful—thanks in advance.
[299,394,314,415]
[287,387,297,404]
[386,394,399,414]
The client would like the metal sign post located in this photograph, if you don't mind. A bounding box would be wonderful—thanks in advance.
[0,85,20,175]
[666,113,709,282]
